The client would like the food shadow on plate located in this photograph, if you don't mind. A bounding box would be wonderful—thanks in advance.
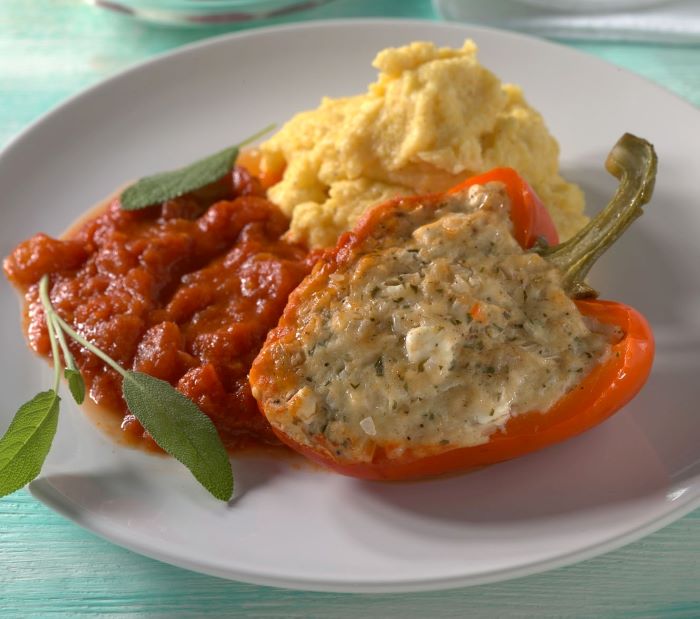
[31,450,297,514]
[30,467,152,520]
[227,453,297,508]
[622,356,700,487]
[339,410,669,533]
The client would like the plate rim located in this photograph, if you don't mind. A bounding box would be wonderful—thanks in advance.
[2,17,699,593]
[28,479,700,592]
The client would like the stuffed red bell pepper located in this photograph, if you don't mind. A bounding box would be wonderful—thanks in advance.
[249,133,656,480]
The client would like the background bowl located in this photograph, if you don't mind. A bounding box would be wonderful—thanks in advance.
[512,0,675,13]
[87,0,337,26]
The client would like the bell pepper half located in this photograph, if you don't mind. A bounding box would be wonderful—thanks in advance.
[253,133,657,481]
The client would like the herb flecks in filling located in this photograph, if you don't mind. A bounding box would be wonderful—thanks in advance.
[266,183,613,461]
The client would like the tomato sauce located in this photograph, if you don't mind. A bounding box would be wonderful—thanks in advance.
[3,167,315,452]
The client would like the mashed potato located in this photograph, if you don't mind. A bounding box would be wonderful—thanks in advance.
[261,40,586,248]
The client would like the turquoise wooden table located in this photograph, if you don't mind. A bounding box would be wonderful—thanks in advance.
[2,1,699,616]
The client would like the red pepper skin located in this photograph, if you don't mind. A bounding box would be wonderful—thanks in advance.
[445,167,559,249]
[253,168,654,481]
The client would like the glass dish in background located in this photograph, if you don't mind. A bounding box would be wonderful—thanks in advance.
[514,0,674,11]
[434,0,699,43]
[86,0,337,26]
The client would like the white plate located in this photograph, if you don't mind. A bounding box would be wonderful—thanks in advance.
[1,19,699,593]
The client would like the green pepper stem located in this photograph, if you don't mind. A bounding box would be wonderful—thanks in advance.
[538,133,657,298]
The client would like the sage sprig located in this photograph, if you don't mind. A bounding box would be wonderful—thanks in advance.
[0,391,59,497]
[120,124,275,211]
[0,275,233,501]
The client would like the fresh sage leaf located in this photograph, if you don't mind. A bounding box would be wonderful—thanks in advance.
[64,368,85,405]
[122,371,233,501]
[0,390,60,497]
[120,146,239,211]
[120,124,275,211]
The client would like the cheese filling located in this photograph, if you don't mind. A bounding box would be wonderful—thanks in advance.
[275,183,614,460]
